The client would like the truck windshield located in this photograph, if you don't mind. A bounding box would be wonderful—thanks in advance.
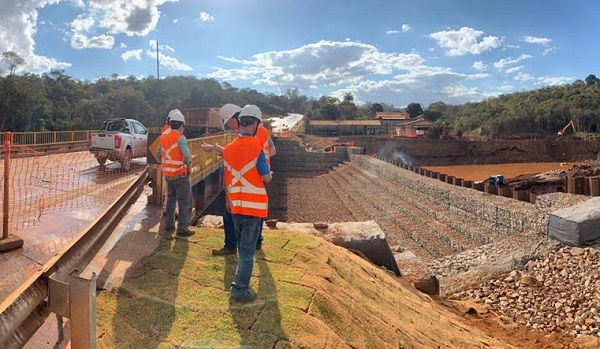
[106,120,127,132]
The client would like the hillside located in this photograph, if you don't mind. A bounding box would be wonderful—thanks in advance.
[94,228,592,348]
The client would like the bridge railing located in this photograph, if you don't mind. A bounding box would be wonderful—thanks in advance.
[0,131,92,145]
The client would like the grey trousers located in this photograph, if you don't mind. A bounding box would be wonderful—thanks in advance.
[165,175,192,233]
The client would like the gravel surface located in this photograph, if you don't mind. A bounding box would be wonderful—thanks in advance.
[267,171,356,223]
[451,245,600,338]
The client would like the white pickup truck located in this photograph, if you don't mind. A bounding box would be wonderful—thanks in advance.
[89,118,148,170]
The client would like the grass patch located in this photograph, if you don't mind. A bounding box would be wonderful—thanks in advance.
[97,227,515,348]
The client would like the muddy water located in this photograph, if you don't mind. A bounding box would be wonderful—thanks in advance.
[424,162,577,182]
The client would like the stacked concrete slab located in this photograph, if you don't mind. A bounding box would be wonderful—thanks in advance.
[548,197,600,245]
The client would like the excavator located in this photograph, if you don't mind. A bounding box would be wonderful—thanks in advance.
[557,120,576,137]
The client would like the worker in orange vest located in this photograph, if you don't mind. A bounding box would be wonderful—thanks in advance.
[223,104,271,302]
[203,103,275,254]
[155,109,195,237]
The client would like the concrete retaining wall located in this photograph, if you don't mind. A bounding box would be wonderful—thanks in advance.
[271,138,358,172]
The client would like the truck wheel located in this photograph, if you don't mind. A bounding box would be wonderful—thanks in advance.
[96,156,107,166]
[121,149,132,171]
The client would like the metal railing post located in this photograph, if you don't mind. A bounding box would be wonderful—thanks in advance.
[3,132,9,239]
[0,132,23,251]
[70,272,97,349]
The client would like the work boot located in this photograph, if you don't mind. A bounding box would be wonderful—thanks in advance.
[212,246,237,256]
[229,289,256,303]
[176,229,195,237]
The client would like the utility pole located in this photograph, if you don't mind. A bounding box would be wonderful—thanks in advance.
[156,41,160,119]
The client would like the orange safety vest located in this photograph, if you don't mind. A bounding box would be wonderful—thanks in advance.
[161,124,171,134]
[223,136,268,218]
[256,125,271,167]
[159,129,188,178]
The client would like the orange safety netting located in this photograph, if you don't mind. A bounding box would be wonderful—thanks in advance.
[0,145,144,238]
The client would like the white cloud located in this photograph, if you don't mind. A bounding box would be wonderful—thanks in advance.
[543,47,555,55]
[386,24,411,35]
[514,72,533,82]
[429,27,501,56]
[90,0,177,36]
[209,39,490,106]
[523,35,551,46]
[199,11,214,22]
[24,55,72,75]
[71,15,95,32]
[472,61,487,70]
[71,33,114,49]
[514,73,572,86]
[210,40,424,89]
[536,76,573,86]
[0,0,71,75]
[493,54,532,70]
[122,49,142,62]
[146,41,192,71]
[505,66,523,74]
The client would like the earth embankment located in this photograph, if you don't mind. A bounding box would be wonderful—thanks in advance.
[340,136,600,166]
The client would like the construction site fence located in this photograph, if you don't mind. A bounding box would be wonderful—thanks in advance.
[0,130,238,239]
[0,131,150,240]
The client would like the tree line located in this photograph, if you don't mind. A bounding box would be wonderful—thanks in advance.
[1,51,599,137]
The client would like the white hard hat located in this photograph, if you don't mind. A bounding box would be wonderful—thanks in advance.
[220,103,242,129]
[239,105,262,122]
[168,109,185,123]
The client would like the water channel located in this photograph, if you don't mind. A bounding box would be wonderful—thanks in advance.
[424,162,577,182]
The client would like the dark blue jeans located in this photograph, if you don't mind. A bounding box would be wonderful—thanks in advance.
[223,208,237,250]
[229,214,262,298]
[223,208,263,249]
[165,175,192,234]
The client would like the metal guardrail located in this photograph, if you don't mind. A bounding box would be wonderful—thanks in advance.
[0,131,91,146]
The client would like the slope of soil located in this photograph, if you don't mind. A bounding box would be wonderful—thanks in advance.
[95,228,531,348]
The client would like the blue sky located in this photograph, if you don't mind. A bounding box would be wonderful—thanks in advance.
[0,0,597,108]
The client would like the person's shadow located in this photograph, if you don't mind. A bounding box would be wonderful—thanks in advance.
[110,233,189,348]
[227,250,289,347]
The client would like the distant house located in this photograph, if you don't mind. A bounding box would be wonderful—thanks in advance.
[375,112,410,120]
[307,120,381,136]
[392,116,434,137]
[374,112,410,134]
[306,113,434,137]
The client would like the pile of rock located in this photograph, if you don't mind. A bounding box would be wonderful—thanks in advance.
[451,246,600,337]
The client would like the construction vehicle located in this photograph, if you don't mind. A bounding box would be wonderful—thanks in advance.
[489,174,504,186]
[180,107,221,139]
[557,120,576,137]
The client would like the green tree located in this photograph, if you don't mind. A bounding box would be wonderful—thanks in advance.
[339,93,357,119]
[321,103,341,120]
[406,102,423,118]
[2,51,25,75]
[585,74,600,86]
